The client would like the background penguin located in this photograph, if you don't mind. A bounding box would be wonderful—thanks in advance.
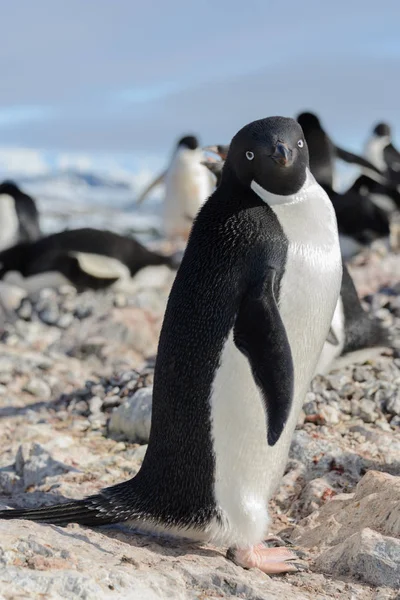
[315,262,391,374]
[364,122,400,188]
[296,112,386,189]
[0,117,342,575]
[0,181,41,252]
[0,228,176,292]
[136,135,217,241]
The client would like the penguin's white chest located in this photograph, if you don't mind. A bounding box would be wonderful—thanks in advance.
[209,176,342,547]
[0,194,19,251]
[163,149,214,238]
[364,136,390,171]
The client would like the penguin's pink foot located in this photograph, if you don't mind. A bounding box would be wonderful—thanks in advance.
[227,543,306,574]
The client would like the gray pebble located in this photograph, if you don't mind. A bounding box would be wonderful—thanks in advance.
[385,391,400,416]
[57,313,74,329]
[39,306,60,326]
[359,398,379,423]
[23,378,51,400]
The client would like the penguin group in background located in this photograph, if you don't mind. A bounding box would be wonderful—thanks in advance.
[0,181,41,251]
[0,228,176,292]
[0,116,343,574]
[364,122,400,187]
[136,135,217,241]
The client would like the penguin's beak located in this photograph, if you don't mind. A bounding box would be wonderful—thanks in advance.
[271,142,293,167]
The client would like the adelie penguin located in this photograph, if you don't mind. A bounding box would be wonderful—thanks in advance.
[0,228,176,292]
[0,181,41,252]
[0,117,342,574]
[136,135,217,241]
[364,122,400,189]
[296,112,386,188]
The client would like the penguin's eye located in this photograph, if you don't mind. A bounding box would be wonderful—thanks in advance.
[246,151,254,161]
[297,140,304,148]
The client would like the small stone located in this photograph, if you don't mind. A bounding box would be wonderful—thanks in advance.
[319,404,340,425]
[74,305,93,320]
[89,396,103,415]
[17,298,33,320]
[39,306,60,326]
[303,401,317,415]
[57,313,74,329]
[390,415,400,428]
[91,384,106,399]
[108,387,153,443]
[385,391,400,416]
[15,443,73,489]
[359,398,379,423]
[23,378,51,400]
[103,395,122,409]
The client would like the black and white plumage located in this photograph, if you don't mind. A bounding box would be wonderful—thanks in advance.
[297,112,386,188]
[0,181,41,251]
[315,262,391,374]
[136,135,216,240]
[0,117,342,574]
[364,122,400,188]
[0,228,175,291]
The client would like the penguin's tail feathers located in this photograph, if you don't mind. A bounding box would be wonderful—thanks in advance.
[0,490,133,527]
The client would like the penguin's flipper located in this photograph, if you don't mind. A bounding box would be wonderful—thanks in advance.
[136,170,167,205]
[335,147,386,184]
[233,268,294,446]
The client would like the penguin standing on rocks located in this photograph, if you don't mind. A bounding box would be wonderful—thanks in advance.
[296,112,385,188]
[0,117,342,574]
[136,135,216,241]
[0,181,41,251]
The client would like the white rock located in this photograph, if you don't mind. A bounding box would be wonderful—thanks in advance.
[15,443,73,489]
[315,528,400,588]
[108,387,153,443]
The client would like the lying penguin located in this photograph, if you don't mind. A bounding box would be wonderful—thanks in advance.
[136,135,217,241]
[0,116,343,574]
[0,181,41,251]
[0,228,176,292]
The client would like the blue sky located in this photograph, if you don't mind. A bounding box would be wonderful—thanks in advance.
[1,0,400,165]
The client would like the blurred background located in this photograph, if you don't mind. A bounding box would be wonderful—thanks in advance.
[1,0,399,240]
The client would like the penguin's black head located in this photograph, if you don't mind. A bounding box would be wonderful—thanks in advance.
[176,135,199,151]
[297,112,322,132]
[225,116,309,196]
[373,122,391,138]
[0,180,21,197]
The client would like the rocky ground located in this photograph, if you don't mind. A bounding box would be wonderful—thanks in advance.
[0,250,399,600]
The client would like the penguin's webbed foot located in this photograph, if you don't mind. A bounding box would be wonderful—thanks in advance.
[227,543,307,575]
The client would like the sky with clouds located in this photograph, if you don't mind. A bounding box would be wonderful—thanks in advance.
[1,0,400,167]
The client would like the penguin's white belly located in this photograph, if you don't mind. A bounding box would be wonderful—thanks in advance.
[0,194,19,251]
[163,156,213,238]
[209,181,342,547]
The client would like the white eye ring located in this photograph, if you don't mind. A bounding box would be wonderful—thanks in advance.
[246,150,254,160]
[297,139,304,148]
